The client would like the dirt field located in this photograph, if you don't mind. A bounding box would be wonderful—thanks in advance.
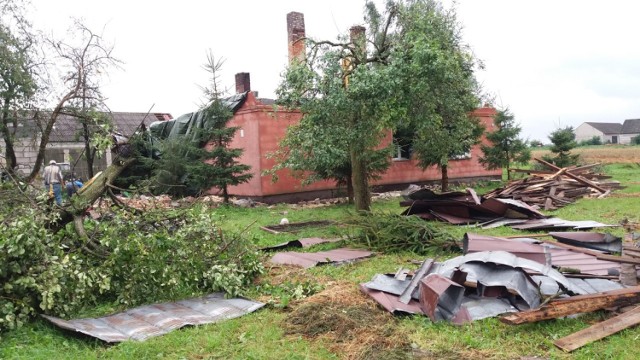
[531,145,640,164]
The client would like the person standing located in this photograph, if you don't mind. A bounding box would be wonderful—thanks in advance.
[43,160,64,206]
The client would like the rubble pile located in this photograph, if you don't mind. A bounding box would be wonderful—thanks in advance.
[484,159,623,210]
[361,232,640,352]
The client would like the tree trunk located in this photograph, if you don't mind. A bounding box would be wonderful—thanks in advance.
[82,121,95,178]
[441,164,449,192]
[350,147,371,211]
[49,157,136,232]
[346,173,354,204]
[222,185,229,203]
[1,102,18,174]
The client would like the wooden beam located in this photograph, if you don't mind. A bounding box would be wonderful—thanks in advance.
[533,158,607,193]
[554,305,640,352]
[500,286,640,325]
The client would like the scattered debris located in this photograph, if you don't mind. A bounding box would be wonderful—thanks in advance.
[42,293,264,342]
[484,159,623,211]
[259,237,343,251]
[269,248,373,268]
[260,220,335,234]
[401,187,617,231]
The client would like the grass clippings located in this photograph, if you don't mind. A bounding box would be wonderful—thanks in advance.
[284,282,412,360]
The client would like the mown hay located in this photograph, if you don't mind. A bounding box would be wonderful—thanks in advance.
[284,282,412,360]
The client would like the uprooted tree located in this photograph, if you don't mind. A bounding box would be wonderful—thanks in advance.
[274,0,485,209]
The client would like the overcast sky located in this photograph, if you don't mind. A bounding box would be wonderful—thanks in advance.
[28,0,640,142]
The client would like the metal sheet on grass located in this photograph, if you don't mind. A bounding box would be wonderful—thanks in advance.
[42,293,264,342]
[359,284,423,315]
[269,248,372,268]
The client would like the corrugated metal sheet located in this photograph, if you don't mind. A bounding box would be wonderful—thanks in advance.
[419,274,465,321]
[463,233,549,264]
[433,250,589,295]
[269,248,372,268]
[42,293,264,342]
[359,284,423,315]
[451,296,519,324]
[549,232,622,253]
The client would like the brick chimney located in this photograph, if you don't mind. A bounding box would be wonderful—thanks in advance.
[235,72,250,94]
[287,11,305,64]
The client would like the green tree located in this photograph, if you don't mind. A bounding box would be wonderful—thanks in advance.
[631,135,640,145]
[0,0,38,176]
[197,52,252,203]
[529,139,543,147]
[275,6,398,211]
[275,0,484,207]
[542,126,579,167]
[140,54,252,200]
[479,108,530,179]
[390,0,484,191]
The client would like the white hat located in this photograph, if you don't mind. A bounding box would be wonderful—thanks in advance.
[49,160,56,164]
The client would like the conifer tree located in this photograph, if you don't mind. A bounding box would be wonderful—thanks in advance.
[479,108,530,179]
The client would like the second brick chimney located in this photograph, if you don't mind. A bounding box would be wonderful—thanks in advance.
[235,72,250,94]
[287,11,305,64]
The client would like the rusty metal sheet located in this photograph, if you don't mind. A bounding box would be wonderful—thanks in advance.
[269,248,372,268]
[419,274,465,321]
[463,233,549,265]
[42,293,264,342]
[545,246,620,276]
[260,237,342,251]
[359,284,423,315]
[549,232,622,253]
[495,198,547,218]
[399,259,434,304]
[430,210,478,225]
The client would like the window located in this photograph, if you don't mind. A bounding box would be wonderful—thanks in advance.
[392,130,413,160]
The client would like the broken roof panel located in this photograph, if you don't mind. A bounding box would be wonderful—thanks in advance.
[549,232,622,253]
[42,293,264,342]
[463,233,549,265]
[269,248,372,268]
[359,284,423,315]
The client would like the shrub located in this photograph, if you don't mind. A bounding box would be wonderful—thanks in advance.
[631,135,640,145]
[579,136,603,146]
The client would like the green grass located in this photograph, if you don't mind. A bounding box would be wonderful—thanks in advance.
[2,164,640,359]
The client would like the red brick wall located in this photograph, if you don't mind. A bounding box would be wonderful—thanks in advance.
[222,92,500,198]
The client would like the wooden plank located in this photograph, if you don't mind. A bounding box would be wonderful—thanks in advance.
[554,305,640,352]
[500,286,640,325]
[533,158,607,193]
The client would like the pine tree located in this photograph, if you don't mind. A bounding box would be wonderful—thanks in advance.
[479,109,530,179]
[543,126,580,167]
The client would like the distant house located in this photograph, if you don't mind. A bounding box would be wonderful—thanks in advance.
[575,122,622,144]
[575,120,640,145]
[0,111,172,179]
[619,119,640,144]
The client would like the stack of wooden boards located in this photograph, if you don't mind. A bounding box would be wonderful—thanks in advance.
[484,159,623,210]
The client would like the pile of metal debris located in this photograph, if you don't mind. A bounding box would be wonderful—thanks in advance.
[401,187,615,230]
[484,159,623,210]
[362,231,640,352]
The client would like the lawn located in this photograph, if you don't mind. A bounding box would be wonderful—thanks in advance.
[1,163,639,359]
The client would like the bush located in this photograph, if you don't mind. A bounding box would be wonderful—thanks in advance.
[579,136,603,146]
[631,135,640,145]
[0,187,263,334]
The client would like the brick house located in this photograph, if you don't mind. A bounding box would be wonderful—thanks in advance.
[212,12,501,202]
